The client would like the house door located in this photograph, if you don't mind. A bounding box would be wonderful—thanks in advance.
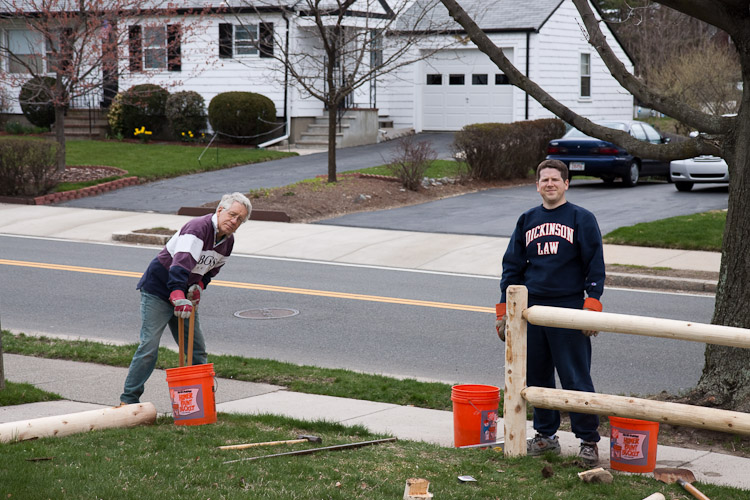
[421,48,514,131]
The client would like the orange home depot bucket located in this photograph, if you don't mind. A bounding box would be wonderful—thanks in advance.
[451,384,500,447]
[609,416,659,472]
[165,363,217,426]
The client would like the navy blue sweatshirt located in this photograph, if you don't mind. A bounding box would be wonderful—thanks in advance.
[500,202,605,303]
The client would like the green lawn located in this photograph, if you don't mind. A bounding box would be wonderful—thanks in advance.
[0,136,297,191]
[603,210,726,252]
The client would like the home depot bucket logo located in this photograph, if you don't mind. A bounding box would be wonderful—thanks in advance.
[170,385,205,420]
[611,427,649,465]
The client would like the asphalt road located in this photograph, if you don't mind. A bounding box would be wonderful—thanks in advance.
[321,179,730,237]
[0,235,712,396]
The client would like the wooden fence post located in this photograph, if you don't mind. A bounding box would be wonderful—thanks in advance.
[504,285,528,457]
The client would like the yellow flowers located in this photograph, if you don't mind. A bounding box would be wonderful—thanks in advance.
[180,131,207,143]
[134,126,152,137]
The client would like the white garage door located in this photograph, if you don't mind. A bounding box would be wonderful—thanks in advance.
[422,48,514,131]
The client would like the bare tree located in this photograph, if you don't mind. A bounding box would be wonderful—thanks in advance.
[0,0,207,172]
[439,0,750,411]
[228,0,456,182]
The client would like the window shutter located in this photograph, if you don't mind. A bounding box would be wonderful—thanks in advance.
[219,23,233,58]
[129,25,142,71]
[167,24,181,71]
[259,22,273,58]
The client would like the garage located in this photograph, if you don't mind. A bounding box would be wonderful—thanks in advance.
[421,48,514,131]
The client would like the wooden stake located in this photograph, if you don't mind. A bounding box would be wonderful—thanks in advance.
[403,478,432,499]
[504,285,528,457]
[0,402,156,443]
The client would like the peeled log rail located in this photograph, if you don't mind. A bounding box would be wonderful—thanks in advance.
[0,403,157,443]
[524,306,750,349]
[523,387,750,436]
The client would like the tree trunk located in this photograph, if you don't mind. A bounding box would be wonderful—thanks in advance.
[327,104,338,183]
[54,105,66,173]
[694,46,750,412]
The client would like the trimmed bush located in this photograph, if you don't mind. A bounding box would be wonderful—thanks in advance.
[0,139,58,196]
[454,118,566,181]
[117,84,170,139]
[166,91,207,140]
[208,91,276,145]
[19,77,56,129]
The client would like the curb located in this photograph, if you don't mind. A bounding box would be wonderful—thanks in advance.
[606,272,716,293]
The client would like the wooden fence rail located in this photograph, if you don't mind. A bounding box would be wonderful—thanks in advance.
[503,285,750,458]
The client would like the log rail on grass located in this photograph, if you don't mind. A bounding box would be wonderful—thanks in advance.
[502,285,750,457]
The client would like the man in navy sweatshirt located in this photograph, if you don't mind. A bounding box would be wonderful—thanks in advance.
[495,159,604,466]
[120,192,252,405]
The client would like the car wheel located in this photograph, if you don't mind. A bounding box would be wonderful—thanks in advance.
[622,161,640,187]
[675,181,694,192]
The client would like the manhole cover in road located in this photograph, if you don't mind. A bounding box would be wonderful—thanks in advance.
[234,308,299,320]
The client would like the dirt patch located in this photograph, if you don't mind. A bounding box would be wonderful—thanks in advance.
[56,165,127,183]
[201,173,534,223]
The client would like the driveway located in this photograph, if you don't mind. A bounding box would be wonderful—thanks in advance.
[319,180,729,237]
[60,133,456,213]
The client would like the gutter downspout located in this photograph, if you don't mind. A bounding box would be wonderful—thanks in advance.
[525,31,530,120]
[258,10,291,148]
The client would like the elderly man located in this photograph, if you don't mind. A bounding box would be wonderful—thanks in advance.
[120,192,252,405]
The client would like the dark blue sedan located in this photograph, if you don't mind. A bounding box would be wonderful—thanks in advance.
[546,121,671,187]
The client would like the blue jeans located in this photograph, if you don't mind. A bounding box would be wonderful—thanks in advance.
[120,290,207,404]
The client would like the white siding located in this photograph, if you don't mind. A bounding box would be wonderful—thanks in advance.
[527,0,633,122]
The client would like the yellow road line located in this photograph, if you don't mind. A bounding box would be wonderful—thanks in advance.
[1,259,493,313]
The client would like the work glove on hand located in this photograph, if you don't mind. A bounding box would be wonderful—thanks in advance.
[581,298,603,337]
[169,290,193,319]
[187,282,204,307]
[495,303,507,342]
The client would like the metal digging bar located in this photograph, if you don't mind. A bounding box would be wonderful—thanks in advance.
[223,438,397,464]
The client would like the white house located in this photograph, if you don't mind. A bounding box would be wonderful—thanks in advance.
[381,0,635,132]
[0,0,634,144]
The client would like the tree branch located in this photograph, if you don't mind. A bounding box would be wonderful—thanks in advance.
[572,0,729,135]
[438,0,721,159]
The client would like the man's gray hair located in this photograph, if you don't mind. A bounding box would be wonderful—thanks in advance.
[217,192,252,222]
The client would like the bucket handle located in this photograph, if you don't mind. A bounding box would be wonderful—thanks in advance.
[213,377,219,393]
[467,399,500,422]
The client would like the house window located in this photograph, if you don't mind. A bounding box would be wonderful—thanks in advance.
[449,74,465,85]
[144,26,166,69]
[7,29,43,74]
[219,23,274,58]
[45,29,73,74]
[472,74,488,85]
[495,74,509,85]
[426,74,442,85]
[129,24,181,72]
[580,53,591,98]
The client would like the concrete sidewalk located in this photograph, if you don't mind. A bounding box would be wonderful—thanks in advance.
[2,354,748,491]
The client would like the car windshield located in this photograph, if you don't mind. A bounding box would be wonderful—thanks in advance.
[563,122,628,138]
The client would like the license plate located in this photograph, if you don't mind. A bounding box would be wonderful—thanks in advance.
[569,162,585,171]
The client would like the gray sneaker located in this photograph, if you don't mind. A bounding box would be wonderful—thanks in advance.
[578,441,599,466]
[527,433,561,456]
